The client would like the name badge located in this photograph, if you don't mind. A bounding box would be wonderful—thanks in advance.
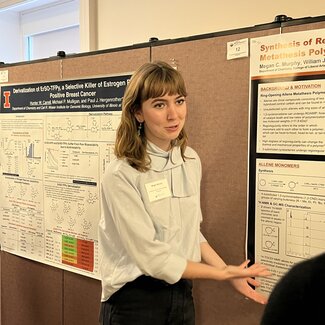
[145,179,171,202]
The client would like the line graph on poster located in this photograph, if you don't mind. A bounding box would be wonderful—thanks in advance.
[286,209,325,259]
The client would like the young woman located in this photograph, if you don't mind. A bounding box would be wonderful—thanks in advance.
[98,61,270,325]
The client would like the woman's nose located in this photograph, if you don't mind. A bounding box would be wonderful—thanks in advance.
[167,104,177,119]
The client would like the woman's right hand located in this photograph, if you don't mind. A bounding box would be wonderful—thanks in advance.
[182,259,271,282]
[221,260,271,280]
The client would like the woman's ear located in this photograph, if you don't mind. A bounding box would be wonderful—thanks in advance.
[135,110,144,123]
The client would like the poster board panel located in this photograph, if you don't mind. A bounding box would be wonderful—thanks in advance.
[60,50,150,324]
[283,20,325,34]
[0,49,149,325]
[1,252,63,325]
[63,270,101,325]
[152,28,279,325]
[61,48,149,79]
[2,60,63,84]
[0,59,64,325]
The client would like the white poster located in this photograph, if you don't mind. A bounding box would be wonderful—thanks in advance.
[248,28,325,294]
[0,74,131,278]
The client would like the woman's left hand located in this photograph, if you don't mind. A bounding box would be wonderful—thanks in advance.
[230,277,268,304]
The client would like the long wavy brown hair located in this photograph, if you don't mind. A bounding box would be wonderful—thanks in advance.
[115,61,188,171]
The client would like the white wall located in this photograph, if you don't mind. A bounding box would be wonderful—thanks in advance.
[0,0,79,63]
[97,0,325,50]
[20,0,79,60]
[0,11,21,63]
[20,0,79,36]
[1,0,324,63]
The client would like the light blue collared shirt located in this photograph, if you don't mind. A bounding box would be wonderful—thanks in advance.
[98,142,206,301]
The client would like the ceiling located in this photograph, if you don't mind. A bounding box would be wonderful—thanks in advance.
[0,0,65,12]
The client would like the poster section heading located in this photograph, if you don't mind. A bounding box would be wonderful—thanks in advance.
[0,74,132,113]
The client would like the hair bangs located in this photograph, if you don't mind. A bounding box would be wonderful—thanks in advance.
[140,68,187,102]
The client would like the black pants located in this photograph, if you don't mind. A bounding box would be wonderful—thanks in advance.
[99,275,195,325]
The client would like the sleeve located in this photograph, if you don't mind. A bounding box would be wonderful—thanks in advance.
[101,169,187,284]
[200,232,207,243]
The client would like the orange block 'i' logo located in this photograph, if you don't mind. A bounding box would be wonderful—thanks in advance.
[3,91,11,108]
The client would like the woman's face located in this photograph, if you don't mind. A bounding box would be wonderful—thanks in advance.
[135,93,187,151]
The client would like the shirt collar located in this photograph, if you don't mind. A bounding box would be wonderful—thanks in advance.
[147,141,196,197]
[147,141,183,172]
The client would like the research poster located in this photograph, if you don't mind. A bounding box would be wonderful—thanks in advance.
[0,74,131,279]
[248,28,325,294]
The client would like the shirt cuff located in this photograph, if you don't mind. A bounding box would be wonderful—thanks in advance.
[155,254,187,284]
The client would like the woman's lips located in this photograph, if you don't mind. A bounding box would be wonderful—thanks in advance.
[165,124,179,132]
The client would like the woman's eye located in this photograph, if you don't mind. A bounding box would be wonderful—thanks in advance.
[153,102,165,108]
[176,98,185,105]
